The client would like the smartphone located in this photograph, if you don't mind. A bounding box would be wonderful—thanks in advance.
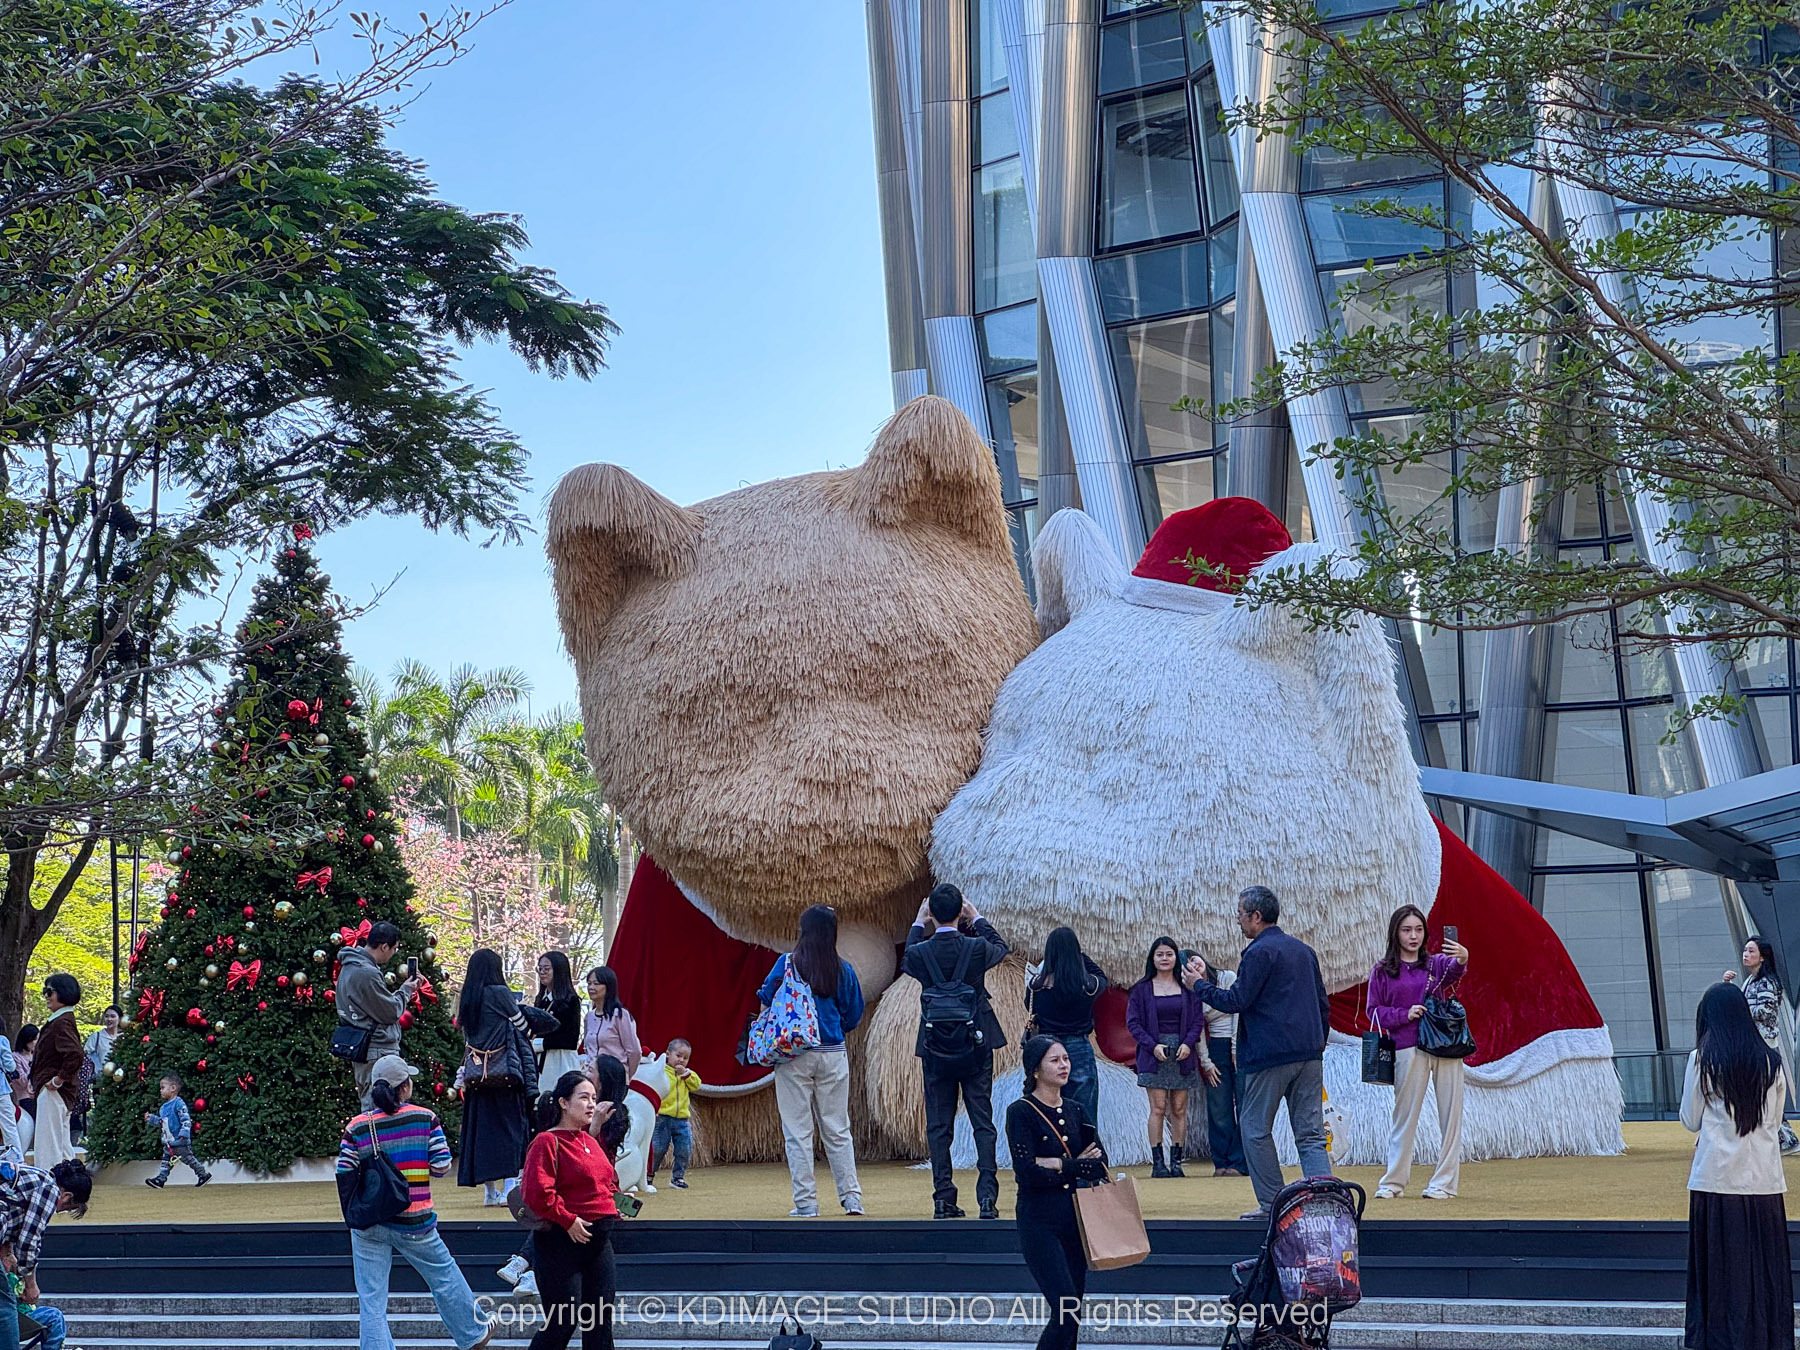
[407,956,419,979]
[615,1191,644,1219]
[1442,925,1459,946]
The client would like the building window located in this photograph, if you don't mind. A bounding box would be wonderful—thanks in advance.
[1134,454,1218,532]
[1099,9,1190,94]
[979,301,1037,374]
[972,0,1008,95]
[1303,181,1446,266]
[1193,70,1239,225]
[1093,239,1209,322]
[1110,311,1213,458]
[976,156,1035,311]
[1100,88,1203,250]
[986,369,1040,504]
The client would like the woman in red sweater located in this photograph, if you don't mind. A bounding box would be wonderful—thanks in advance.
[523,1069,620,1350]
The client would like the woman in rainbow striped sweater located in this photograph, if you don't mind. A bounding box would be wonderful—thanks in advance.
[338,1054,493,1350]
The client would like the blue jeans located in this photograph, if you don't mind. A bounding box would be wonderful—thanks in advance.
[0,1272,19,1350]
[651,1116,692,1182]
[1062,1035,1100,1128]
[350,1223,489,1350]
[26,1304,64,1350]
[1204,1036,1246,1172]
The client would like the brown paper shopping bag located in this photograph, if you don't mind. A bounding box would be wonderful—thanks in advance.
[1074,1173,1151,1270]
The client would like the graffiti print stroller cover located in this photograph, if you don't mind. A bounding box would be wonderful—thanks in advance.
[1221,1176,1367,1348]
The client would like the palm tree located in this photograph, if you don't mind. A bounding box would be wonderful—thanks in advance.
[386,659,531,844]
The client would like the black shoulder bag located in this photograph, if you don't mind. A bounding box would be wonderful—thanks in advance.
[1417,967,1476,1061]
[330,1021,374,1064]
[338,1114,411,1229]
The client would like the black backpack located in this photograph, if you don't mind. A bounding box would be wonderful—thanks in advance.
[918,939,983,1058]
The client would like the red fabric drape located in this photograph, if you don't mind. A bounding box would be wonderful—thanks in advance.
[607,855,779,1087]
[1329,818,1603,1066]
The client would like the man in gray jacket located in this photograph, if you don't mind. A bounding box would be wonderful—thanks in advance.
[334,922,420,1109]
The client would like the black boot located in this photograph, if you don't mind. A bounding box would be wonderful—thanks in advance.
[1169,1144,1186,1178]
[1150,1145,1171,1179]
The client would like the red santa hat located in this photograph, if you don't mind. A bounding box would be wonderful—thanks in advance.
[1132,497,1293,591]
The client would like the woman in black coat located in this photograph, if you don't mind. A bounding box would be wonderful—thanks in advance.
[457,947,557,1203]
[1007,1034,1109,1350]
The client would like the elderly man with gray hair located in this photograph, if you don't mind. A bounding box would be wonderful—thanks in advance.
[1187,886,1334,1221]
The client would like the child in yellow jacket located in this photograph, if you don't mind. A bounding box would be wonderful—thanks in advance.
[649,1038,701,1189]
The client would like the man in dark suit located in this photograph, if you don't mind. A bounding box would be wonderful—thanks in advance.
[902,882,1009,1219]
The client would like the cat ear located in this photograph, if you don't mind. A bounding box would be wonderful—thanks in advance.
[1032,509,1126,637]
[546,463,701,669]
[830,395,1012,549]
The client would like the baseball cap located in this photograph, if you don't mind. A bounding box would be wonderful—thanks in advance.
[370,1054,421,1088]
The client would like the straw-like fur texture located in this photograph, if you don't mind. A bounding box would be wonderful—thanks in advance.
[859,957,1031,1157]
[546,396,1039,954]
[930,508,1440,991]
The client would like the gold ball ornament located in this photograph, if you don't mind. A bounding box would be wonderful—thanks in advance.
[385,971,398,985]
[313,949,327,963]
[213,1020,225,1032]
[244,920,256,931]
[314,733,329,746]
[198,977,210,987]
[166,957,179,969]
[293,972,308,988]
[112,1068,125,1081]
[204,964,219,978]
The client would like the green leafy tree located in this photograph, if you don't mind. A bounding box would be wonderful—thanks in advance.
[0,0,617,1028]
[1206,0,1800,712]
[84,545,462,1170]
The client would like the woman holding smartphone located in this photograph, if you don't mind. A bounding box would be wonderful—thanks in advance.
[1367,906,1468,1200]
[523,1070,621,1350]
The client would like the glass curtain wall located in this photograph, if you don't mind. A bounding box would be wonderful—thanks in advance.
[971,0,1041,584]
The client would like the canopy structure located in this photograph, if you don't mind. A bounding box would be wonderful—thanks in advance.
[1423,765,1800,993]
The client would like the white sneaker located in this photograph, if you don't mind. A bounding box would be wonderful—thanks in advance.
[497,1254,528,1287]
[788,1207,819,1217]
[1421,1188,1454,1200]
[514,1271,539,1299]
[1375,1186,1402,1199]
[640,1180,657,1193]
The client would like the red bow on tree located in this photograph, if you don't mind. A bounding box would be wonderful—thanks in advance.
[138,988,165,1025]
[296,867,332,893]
[237,1072,256,1092]
[308,698,322,726]
[411,977,437,1008]
[226,959,262,991]
[295,983,316,1004]
[339,918,371,946]
[293,522,314,542]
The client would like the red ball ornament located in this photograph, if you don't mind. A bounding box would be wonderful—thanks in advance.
[193,1098,206,1112]
[356,897,369,909]
[141,1034,150,1044]
[242,905,255,918]
[276,975,290,988]
[286,699,309,720]
[205,1035,215,1044]
[204,944,215,956]
[433,1081,444,1095]
[185,908,196,918]
[160,906,170,919]
[344,697,353,707]
[181,846,192,859]
[185,1007,206,1027]
[362,834,375,848]
[255,786,269,799]
[365,809,376,821]
[325,989,336,1003]
[196,1059,208,1071]
[279,731,292,742]
[399,1011,414,1029]
[341,775,356,788]
[257,1001,268,1011]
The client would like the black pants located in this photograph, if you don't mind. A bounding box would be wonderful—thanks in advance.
[923,1051,997,1207]
[1018,1198,1087,1350]
[529,1220,616,1350]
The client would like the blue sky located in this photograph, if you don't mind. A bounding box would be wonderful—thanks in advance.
[311,2,892,713]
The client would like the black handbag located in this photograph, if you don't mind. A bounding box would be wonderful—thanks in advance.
[1417,994,1476,1059]
[767,1317,824,1350]
[337,1116,411,1229]
[329,1020,374,1064]
[1361,1015,1396,1085]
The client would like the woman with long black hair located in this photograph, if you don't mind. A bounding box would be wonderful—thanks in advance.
[1027,927,1108,1126]
[1125,936,1203,1177]
[1725,936,1799,1153]
[523,1070,620,1350]
[456,948,544,1205]
[580,966,641,1079]
[1007,1035,1108,1350]
[535,952,585,1084]
[756,904,866,1216]
[1682,981,1792,1350]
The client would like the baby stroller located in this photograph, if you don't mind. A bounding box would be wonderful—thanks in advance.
[1220,1176,1366,1349]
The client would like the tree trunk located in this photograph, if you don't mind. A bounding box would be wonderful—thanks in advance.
[603,824,636,961]
[0,831,98,1031]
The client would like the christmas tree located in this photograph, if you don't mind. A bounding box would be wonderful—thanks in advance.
[86,532,464,1171]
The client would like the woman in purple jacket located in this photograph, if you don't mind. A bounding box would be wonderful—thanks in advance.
[1368,905,1470,1200]
[1126,936,1205,1178]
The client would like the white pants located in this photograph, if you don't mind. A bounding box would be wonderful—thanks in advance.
[773,1048,861,1213]
[35,1086,75,1169]
[0,1095,19,1162]
[1381,1047,1464,1196]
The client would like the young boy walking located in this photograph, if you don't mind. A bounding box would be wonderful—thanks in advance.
[648,1038,701,1190]
[144,1073,212,1187]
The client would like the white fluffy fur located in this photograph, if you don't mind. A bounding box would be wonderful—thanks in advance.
[947,1032,1625,1170]
[930,512,1440,991]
